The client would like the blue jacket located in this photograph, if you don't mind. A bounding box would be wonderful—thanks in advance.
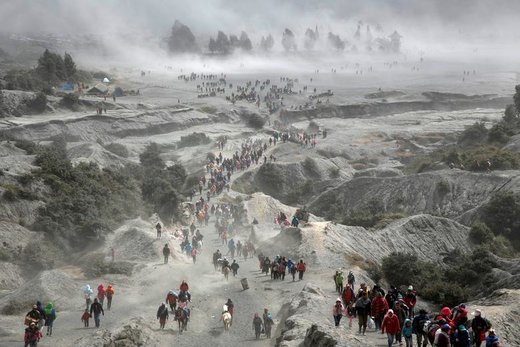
[402,319,413,338]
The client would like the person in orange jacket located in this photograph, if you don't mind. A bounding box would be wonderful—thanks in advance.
[106,285,115,311]
[381,309,401,347]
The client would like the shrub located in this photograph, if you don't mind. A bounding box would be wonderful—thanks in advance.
[177,132,211,148]
[2,187,17,201]
[14,139,39,154]
[104,143,129,158]
[488,122,511,144]
[366,263,383,284]
[200,105,217,114]
[60,93,80,110]
[328,167,340,178]
[382,252,422,287]
[302,157,319,176]
[469,222,493,244]
[436,180,450,195]
[244,113,266,129]
[420,282,467,308]
[458,122,488,147]
[482,191,520,245]
[29,92,47,113]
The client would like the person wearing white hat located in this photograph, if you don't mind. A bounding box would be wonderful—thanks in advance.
[471,309,491,347]
[403,286,416,318]
[332,298,344,327]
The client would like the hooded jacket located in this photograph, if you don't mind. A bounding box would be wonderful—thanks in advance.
[382,310,401,335]
[402,319,413,338]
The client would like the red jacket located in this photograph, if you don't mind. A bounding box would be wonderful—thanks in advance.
[403,292,417,308]
[371,296,389,317]
[342,287,355,304]
[297,263,306,272]
[166,293,177,304]
[381,314,401,335]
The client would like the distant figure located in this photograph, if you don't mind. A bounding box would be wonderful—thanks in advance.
[163,244,171,264]
[110,247,115,262]
[156,223,162,238]
[252,313,264,339]
[106,285,115,310]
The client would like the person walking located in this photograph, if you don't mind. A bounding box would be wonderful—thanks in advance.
[163,244,170,264]
[81,309,90,328]
[89,298,104,328]
[332,298,344,327]
[297,260,306,280]
[157,303,169,329]
[106,285,115,311]
[252,313,264,339]
[43,303,56,336]
[263,308,274,338]
[381,309,401,347]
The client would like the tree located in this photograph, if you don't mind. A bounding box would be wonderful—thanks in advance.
[281,29,297,51]
[328,32,345,51]
[483,191,520,243]
[139,143,164,170]
[208,38,217,53]
[504,104,517,123]
[37,49,57,83]
[239,31,252,51]
[63,53,76,79]
[304,28,318,50]
[514,85,520,115]
[260,34,275,52]
[215,31,231,54]
[229,34,240,50]
[168,20,199,53]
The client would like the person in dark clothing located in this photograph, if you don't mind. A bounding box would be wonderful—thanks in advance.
[471,309,490,347]
[252,313,264,339]
[157,303,169,329]
[156,223,162,238]
[89,298,104,328]
[163,244,170,264]
[230,260,240,277]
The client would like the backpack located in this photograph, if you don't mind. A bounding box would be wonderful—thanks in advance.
[417,319,430,334]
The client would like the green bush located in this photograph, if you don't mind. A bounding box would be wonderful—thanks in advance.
[469,222,494,244]
[482,191,520,246]
[104,143,129,158]
[458,122,488,147]
[420,282,467,308]
[488,122,511,144]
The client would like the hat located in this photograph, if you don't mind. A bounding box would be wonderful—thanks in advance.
[408,285,414,291]
[440,307,452,316]
[458,325,467,331]
[489,328,495,334]
[441,324,450,332]
[472,309,481,316]
[459,303,466,309]
[419,309,428,314]
[336,298,342,302]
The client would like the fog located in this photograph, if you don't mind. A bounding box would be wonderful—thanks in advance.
[1,0,520,73]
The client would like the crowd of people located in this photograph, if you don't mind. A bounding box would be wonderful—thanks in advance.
[330,279,500,347]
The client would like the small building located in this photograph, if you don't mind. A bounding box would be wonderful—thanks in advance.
[87,83,108,95]
[389,31,402,52]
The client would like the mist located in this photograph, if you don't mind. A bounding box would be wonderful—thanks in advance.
[2,0,520,74]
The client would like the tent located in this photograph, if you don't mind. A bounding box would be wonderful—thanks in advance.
[62,82,74,91]
[102,77,110,83]
[87,83,108,95]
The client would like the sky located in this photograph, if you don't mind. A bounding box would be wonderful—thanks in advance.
[1,0,519,69]
[1,0,518,39]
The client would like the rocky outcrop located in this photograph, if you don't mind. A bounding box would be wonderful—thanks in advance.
[260,215,471,271]
[0,270,77,314]
[310,170,520,223]
[0,108,228,143]
[280,94,510,122]
[74,317,153,347]
[232,157,351,205]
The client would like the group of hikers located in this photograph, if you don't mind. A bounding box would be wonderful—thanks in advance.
[257,254,306,281]
[330,279,500,347]
[23,302,56,346]
[159,280,192,331]
[23,283,115,346]
[82,283,115,327]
